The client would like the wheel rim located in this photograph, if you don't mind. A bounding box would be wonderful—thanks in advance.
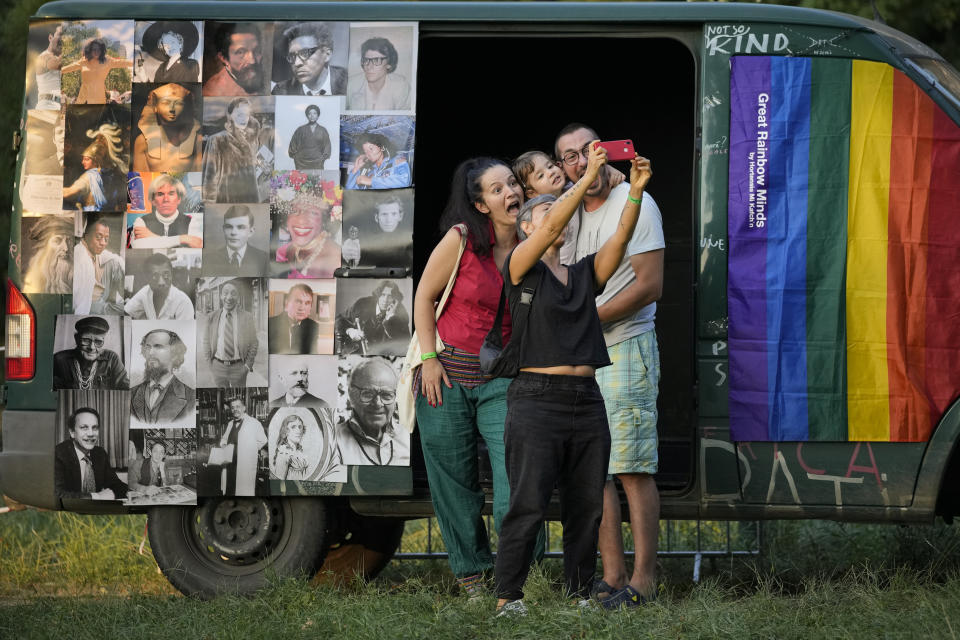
[184,497,293,575]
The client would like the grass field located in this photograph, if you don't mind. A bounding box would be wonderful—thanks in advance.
[3,508,960,639]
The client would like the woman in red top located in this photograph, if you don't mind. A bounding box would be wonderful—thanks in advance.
[413,157,542,595]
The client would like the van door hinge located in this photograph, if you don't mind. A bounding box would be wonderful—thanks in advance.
[12,130,22,154]
[1,385,8,405]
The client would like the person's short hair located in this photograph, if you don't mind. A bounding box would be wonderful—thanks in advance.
[214,22,261,59]
[357,132,392,155]
[304,104,320,118]
[68,406,101,432]
[82,214,110,239]
[372,280,403,303]
[82,38,107,63]
[228,396,246,409]
[281,22,333,52]
[144,252,174,272]
[554,122,599,160]
[515,194,556,242]
[223,204,255,226]
[288,283,314,299]
[141,329,187,369]
[148,174,187,203]
[511,150,552,192]
[220,279,242,302]
[375,195,404,216]
[360,37,399,73]
[226,96,251,115]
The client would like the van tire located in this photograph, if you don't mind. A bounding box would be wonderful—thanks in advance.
[316,512,405,584]
[147,496,329,599]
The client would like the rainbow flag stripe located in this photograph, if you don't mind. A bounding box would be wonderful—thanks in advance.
[727,56,960,442]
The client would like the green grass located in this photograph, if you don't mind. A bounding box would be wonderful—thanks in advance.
[4,509,960,638]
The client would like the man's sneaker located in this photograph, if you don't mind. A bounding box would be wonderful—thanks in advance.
[495,599,528,618]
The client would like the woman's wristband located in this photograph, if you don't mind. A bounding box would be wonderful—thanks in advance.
[627,194,643,206]
[420,351,438,361]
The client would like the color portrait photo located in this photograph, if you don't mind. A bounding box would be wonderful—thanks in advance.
[62,104,131,214]
[270,172,343,278]
[268,279,336,355]
[73,212,126,315]
[24,20,65,111]
[341,115,414,190]
[59,20,134,105]
[345,22,417,113]
[131,82,204,174]
[202,21,274,97]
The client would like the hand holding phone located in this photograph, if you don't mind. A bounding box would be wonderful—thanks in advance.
[596,139,636,162]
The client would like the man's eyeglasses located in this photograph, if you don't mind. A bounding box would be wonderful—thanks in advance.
[78,338,104,347]
[361,56,388,68]
[286,46,328,64]
[351,386,396,404]
[560,143,593,167]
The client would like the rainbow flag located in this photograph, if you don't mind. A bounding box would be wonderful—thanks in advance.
[727,56,960,442]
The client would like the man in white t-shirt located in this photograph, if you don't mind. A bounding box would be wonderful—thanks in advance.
[556,123,664,607]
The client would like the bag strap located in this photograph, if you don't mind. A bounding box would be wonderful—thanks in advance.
[487,263,544,349]
[434,223,468,321]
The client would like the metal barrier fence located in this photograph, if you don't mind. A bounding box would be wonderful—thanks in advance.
[394,517,763,582]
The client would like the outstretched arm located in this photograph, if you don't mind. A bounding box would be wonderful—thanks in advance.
[592,155,653,288]
[508,142,607,285]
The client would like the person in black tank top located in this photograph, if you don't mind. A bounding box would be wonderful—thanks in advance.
[493,143,653,613]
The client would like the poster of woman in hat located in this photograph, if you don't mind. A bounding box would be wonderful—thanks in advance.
[62,104,130,213]
[341,115,415,190]
[134,21,203,84]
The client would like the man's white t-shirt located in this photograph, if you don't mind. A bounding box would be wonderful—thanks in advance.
[574,182,665,347]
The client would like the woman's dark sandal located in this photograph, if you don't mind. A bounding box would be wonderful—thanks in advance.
[600,585,654,610]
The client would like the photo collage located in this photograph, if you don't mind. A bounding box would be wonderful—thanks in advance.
[22,19,418,506]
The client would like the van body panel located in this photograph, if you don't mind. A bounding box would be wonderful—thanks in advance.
[2,0,957,526]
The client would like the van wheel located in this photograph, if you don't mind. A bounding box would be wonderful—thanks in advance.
[315,512,405,584]
[148,497,329,599]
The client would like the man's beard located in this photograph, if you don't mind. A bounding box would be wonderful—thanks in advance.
[145,360,171,381]
[231,65,263,93]
[289,382,307,398]
[26,249,71,294]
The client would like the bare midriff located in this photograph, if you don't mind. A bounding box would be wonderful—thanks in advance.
[520,365,595,377]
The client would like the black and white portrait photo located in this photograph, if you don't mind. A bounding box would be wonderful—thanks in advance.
[62,104,130,213]
[335,355,409,467]
[73,212,125,315]
[268,279,336,355]
[202,203,270,276]
[131,82,203,173]
[20,110,65,215]
[134,21,203,84]
[345,22,417,113]
[335,278,412,357]
[53,315,129,391]
[341,115,415,190]
[55,389,131,501]
[202,95,275,203]
[129,320,197,430]
[24,21,64,111]
[341,188,413,269]
[20,214,74,295]
[271,21,348,97]
[125,427,197,506]
[268,406,345,487]
[124,249,198,320]
[196,388,269,497]
[273,96,340,171]
[202,21,273,97]
[269,354,337,411]
[195,277,269,388]
[59,20,134,105]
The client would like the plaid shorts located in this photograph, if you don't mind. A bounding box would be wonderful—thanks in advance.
[596,329,660,475]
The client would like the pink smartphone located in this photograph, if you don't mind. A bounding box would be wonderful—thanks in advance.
[596,139,636,161]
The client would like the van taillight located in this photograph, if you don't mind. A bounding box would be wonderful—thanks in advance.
[6,279,36,380]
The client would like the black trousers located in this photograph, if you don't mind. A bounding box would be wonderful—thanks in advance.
[494,372,611,600]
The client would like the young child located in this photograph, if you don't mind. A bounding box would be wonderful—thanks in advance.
[512,151,624,264]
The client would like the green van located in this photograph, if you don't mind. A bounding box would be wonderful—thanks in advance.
[3,1,960,598]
